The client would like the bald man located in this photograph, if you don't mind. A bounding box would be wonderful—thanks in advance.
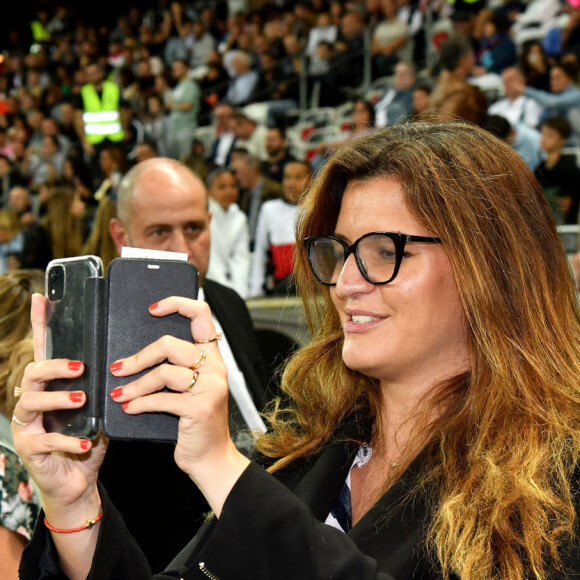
[99,158,270,572]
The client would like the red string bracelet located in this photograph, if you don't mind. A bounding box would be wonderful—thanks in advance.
[44,510,103,533]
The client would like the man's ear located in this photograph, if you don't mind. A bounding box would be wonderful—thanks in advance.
[109,218,130,254]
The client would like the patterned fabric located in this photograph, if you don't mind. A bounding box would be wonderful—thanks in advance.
[325,444,372,533]
[0,442,40,540]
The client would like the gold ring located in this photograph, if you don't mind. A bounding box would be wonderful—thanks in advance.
[195,332,222,344]
[187,370,200,391]
[13,385,22,398]
[12,413,31,426]
[190,350,206,371]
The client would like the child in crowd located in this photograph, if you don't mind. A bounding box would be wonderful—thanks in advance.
[206,167,251,299]
[534,116,580,224]
[249,161,312,297]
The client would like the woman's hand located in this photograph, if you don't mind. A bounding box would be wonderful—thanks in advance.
[11,294,106,522]
[108,297,250,516]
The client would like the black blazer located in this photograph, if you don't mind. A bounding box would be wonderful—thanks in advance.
[22,428,580,579]
[97,279,269,573]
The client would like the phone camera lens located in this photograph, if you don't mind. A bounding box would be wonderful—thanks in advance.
[49,269,58,282]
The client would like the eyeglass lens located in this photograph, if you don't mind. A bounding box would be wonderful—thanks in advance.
[309,234,398,284]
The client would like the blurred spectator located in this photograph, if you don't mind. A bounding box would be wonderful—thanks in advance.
[311,98,378,174]
[487,66,543,129]
[562,3,580,60]
[142,94,169,158]
[409,79,434,121]
[119,99,145,163]
[261,126,296,185]
[51,100,80,152]
[534,116,580,225]
[371,0,408,79]
[190,19,217,69]
[473,13,516,76]
[134,140,159,164]
[8,187,40,225]
[511,0,562,49]
[206,167,250,298]
[229,111,268,162]
[0,210,23,275]
[182,139,210,183]
[6,186,51,271]
[305,12,338,58]
[0,157,27,207]
[164,58,201,160]
[21,135,65,187]
[249,160,311,297]
[374,61,416,127]
[308,40,334,77]
[483,113,542,171]
[207,103,237,168]
[40,187,84,259]
[198,61,230,121]
[231,151,283,251]
[319,9,366,106]
[520,40,552,91]
[252,52,299,127]
[430,35,488,127]
[223,51,259,107]
[522,58,580,142]
[72,61,125,183]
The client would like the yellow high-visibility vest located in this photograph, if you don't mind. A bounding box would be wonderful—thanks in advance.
[81,80,124,144]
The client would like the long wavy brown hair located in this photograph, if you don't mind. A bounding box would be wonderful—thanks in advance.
[0,269,44,416]
[256,121,580,579]
[42,187,84,259]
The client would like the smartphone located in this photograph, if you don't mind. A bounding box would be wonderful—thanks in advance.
[43,255,104,439]
[101,257,199,442]
[43,255,199,442]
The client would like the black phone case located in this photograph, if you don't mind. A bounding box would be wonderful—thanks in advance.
[99,257,199,442]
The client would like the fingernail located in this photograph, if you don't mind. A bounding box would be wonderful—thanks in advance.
[149,302,158,310]
[110,387,123,399]
[122,402,129,411]
[80,440,90,450]
[68,361,82,371]
[69,392,83,403]
[110,361,123,373]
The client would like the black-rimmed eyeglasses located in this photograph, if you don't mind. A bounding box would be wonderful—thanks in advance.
[304,232,442,286]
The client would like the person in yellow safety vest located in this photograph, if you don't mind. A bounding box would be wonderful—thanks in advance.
[75,62,125,159]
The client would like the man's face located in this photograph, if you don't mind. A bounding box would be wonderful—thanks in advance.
[502,67,523,100]
[231,118,253,139]
[550,67,571,94]
[113,165,211,285]
[393,63,415,91]
[9,187,29,212]
[214,106,233,131]
[231,158,254,188]
[265,129,286,157]
[540,125,567,154]
[85,65,104,85]
[172,60,187,81]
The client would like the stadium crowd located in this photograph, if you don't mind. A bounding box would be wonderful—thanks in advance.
[0,0,578,297]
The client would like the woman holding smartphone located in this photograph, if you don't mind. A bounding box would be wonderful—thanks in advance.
[13,121,580,579]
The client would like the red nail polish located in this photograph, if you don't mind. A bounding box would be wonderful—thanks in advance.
[149,302,159,310]
[69,392,83,403]
[110,361,123,373]
[80,440,90,450]
[122,402,129,411]
[110,387,123,399]
[68,361,82,371]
